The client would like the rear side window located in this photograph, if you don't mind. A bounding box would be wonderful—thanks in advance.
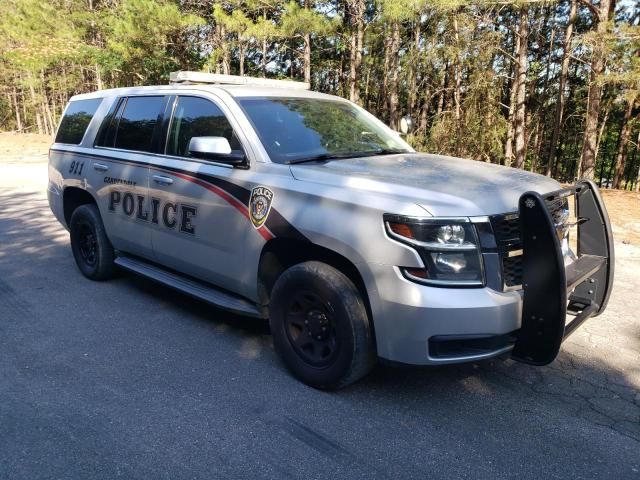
[55,98,102,145]
[166,96,241,157]
[114,96,165,152]
[95,97,127,148]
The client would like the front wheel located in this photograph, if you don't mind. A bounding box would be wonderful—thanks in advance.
[69,204,116,281]
[269,261,376,390]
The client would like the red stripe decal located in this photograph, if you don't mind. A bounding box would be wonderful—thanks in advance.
[168,171,275,241]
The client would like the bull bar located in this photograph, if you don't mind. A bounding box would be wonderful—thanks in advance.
[512,179,615,365]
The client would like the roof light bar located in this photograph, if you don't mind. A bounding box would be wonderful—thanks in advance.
[169,71,310,90]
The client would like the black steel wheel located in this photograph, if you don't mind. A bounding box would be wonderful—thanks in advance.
[76,220,98,267]
[284,290,339,367]
[69,203,115,281]
[269,261,376,390]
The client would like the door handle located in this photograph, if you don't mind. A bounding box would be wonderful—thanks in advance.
[93,163,109,172]
[153,175,174,186]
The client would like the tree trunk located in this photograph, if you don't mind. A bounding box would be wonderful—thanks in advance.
[262,37,267,77]
[530,120,540,172]
[239,43,245,77]
[364,68,370,109]
[546,0,576,177]
[408,20,420,116]
[388,20,401,130]
[28,78,43,135]
[303,33,312,85]
[348,0,364,103]
[216,23,230,75]
[612,99,635,188]
[591,104,610,180]
[12,88,22,132]
[418,94,429,135]
[453,14,462,156]
[514,9,529,170]
[579,0,615,180]
[633,130,640,192]
[41,69,55,135]
[262,10,268,77]
[95,64,103,90]
[436,61,448,119]
[504,28,520,167]
[381,28,391,118]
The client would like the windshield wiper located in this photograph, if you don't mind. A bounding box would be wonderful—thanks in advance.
[285,153,336,165]
[286,149,410,165]
[369,148,412,156]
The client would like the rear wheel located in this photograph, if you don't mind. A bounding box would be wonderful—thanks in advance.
[69,204,115,281]
[269,261,376,390]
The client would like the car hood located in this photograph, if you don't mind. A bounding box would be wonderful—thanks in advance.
[289,153,561,217]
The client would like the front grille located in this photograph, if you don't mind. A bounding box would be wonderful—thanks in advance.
[492,216,520,245]
[490,213,523,289]
[490,197,569,291]
[502,254,523,287]
[490,213,521,249]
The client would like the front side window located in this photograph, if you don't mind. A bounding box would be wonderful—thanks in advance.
[114,96,165,152]
[166,96,241,158]
[238,97,411,164]
[55,98,103,145]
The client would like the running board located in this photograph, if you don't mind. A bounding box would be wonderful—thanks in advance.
[114,256,264,318]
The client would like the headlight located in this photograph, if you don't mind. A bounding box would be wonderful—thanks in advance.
[384,215,485,287]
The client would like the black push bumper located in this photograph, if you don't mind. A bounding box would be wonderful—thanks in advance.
[512,179,615,365]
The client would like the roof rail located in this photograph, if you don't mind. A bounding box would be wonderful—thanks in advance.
[169,71,310,90]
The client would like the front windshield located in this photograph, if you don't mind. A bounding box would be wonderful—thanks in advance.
[237,97,412,164]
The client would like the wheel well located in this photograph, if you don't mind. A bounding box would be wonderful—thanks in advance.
[63,187,96,226]
[258,238,373,323]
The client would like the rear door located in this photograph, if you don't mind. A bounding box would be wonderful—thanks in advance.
[149,95,252,296]
[93,95,168,258]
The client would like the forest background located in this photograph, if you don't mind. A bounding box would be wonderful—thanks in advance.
[0,0,638,188]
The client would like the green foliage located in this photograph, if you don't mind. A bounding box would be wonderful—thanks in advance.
[102,0,204,84]
[280,1,335,38]
[0,0,87,70]
[0,0,638,188]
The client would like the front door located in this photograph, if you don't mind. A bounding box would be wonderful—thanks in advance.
[149,95,253,296]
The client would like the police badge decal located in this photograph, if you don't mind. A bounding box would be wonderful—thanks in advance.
[249,186,274,229]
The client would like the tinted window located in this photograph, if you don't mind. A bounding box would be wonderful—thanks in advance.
[95,98,126,148]
[166,96,241,157]
[55,98,102,145]
[238,98,410,163]
[114,96,165,152]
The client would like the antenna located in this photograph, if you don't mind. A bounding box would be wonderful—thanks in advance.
[169,71,310,90]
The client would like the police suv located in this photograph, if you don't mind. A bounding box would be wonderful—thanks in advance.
[48,71,614,389]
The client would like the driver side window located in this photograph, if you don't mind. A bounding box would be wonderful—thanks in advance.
[166,96,241,158]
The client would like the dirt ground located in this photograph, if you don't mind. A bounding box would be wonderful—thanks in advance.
[0,132,52,164]
[600,189,640,245]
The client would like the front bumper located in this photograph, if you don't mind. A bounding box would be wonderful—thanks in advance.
[368,263,523,365]
[369,180,614,366]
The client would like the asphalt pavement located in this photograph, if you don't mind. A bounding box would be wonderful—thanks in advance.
[1,160,638,479]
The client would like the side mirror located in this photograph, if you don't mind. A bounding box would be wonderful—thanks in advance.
[399,115,413,135]
[188,136,246,166]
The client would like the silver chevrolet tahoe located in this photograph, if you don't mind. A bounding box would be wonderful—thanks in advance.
[48,71,615,389]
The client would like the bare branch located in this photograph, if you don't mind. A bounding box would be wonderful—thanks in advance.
[577,0,599,17]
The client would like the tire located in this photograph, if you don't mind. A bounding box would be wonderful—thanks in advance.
[69,204,116,281]
[269,261,376,390]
